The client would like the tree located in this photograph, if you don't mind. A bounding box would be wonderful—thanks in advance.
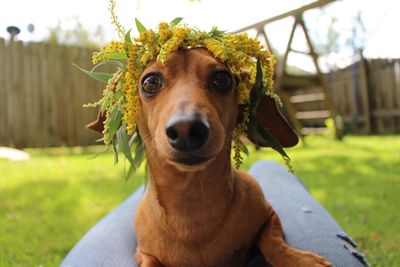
[45,17,106,48]
[311,10,367,70]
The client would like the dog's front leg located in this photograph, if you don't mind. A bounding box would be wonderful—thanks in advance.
[135,247,164,267]
[257,210,332,267]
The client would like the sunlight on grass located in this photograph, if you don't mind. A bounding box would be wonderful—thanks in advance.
[0,135,399,266]
[309,189,327,203]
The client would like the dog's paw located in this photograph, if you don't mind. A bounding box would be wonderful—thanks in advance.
[135,247,164,267]
[281,249,333,267]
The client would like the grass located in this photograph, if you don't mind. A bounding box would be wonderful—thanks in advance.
[0,135,399,266]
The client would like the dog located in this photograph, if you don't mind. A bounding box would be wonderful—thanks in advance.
[89,48,332,267]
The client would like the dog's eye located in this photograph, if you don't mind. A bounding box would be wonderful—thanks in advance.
[211,71,234,94]
[141,74,163,97]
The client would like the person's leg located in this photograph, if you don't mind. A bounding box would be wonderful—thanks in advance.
[61,160,369,267]
[246,160,368,267]
[61,187,143,267]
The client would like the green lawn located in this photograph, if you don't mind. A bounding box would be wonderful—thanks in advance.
[0,135,399,266]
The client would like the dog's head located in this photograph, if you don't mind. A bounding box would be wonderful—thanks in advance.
[136,48,238,171]
[86,22,299,172]
[87,48,297,171]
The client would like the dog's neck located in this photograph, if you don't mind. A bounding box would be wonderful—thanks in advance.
[145,150,235,232]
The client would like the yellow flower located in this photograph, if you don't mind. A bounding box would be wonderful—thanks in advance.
[157,27,189,64]
[236,82,251,104]
[89,20,281,168]
[204,38,229,62]
[92,41,125,65]
[158,22,172,43]
[122,72,140,135]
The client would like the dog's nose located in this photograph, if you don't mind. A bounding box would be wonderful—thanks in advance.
[165,112,210,152]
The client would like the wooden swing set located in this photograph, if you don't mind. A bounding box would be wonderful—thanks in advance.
[236,0,342,139]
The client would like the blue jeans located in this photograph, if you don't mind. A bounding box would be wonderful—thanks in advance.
[61,160,369,267]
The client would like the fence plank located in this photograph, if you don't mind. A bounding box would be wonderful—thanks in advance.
[30,43,42,147]
[0,38,6,145]
[9,41,23,147]
[395,60,400,129]
[22,42,34,146]
[58,45,70,145]
[1,40,399,147]
[358,57,371,133]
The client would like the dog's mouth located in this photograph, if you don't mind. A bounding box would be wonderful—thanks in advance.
[168,154,214,168]
[171,155,213,165]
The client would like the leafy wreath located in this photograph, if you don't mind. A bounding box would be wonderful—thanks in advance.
[78,0,291,180]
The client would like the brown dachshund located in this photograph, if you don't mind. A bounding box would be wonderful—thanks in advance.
[105,48,332,267]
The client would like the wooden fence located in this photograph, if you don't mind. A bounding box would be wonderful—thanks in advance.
[0,39,399,148]
[327,58,400,134]
[0,38,104,148]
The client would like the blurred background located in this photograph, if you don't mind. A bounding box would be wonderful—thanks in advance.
[0,0,399,266]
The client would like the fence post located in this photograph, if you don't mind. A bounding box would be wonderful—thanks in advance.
[358,52,371,134]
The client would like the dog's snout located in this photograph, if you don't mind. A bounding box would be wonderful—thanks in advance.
[166,112,210,152]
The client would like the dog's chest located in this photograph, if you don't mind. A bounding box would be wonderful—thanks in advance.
[137,221,256,267]
[135,182,268,267]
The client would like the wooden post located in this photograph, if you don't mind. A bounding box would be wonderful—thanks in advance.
[298,16,342,139]
[0,38,6,146]
[258,27,273,54]
[358,53,371,133]
[273,17,304,138]
[31,42,41,147]
[234,0,337,33]
[275,16,298,92]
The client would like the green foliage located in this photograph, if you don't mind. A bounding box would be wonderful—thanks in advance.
[246,59,289,166]
[0,136,398,266]
[72,63,113,84]
[135,18,147,34]
[170,17,183,28]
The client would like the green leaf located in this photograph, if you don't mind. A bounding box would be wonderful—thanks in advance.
[91,60,125,72]
[129,132,139,146]
[135,18,147,34]
[116,126,135,167]
[124,29,132,57]
[100,96,112,113]
[73,63,112,84]
[87,145,110,159]
[124,134,146,182]
[133,136,145,170]
[170,17,183,27]
[254,59,263,90]
[114,90,124,101]
[247,116,289,159]
[240,142,249,156]
[112,139,119,165]
[125,29,132,44]
[105,108,123,143]
[250,59,266,109]
[95,137,104,143]
[125,163,135,182]
[209,27,226,38]
[104,53,128,60]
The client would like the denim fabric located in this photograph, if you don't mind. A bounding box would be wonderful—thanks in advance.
[61,160,368,267]
[247,160,368,267]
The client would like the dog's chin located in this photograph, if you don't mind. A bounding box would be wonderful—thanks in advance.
[167,155,215,172]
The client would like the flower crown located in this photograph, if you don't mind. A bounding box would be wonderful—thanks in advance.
[80,1,291,179]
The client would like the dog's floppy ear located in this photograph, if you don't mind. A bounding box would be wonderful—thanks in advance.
[86,109,106,134]
[246,95,298,148]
